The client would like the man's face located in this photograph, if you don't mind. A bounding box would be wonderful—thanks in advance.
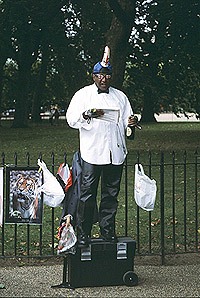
[93,73,112,91]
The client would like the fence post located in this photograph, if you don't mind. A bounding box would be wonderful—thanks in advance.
[160,151,165,265]
[124,157,128,236]
[14,152,18,256]
[136,151,140,254]
[1,153,5,256]
[51,152,55,255]
[26,152,30,255]
[148,151,152,253]
[183,151,187,251]
[194,150,199,251]
[172,151,176,252]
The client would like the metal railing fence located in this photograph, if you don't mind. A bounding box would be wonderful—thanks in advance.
[0,150,199,264]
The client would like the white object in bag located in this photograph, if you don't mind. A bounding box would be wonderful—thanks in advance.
[134,164,157,211]
[57,224,77,255]
[99,108,120,124]
[37,159,65,207]
[57,162,72,192]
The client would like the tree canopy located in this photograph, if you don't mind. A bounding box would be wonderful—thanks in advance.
[0,0,199,127]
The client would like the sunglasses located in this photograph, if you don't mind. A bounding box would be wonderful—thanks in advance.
[94,74,112,79]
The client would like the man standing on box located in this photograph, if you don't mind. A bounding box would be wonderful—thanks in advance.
[66,46,138,246]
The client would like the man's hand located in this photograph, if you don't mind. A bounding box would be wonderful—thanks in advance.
[128,115,137,126]
[93,109,104,117]
[83,109,104,120]
[62,214,72,228]
[128,115,142,129]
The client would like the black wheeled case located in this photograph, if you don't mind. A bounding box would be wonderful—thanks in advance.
[66,236,138,288]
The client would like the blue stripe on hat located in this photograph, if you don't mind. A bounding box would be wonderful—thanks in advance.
[93,62,112,74]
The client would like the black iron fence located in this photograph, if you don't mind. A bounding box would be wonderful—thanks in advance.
[0,150,199,264]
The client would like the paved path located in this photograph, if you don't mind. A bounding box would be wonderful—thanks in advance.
[154,112,199,122]
[0,262,199,297]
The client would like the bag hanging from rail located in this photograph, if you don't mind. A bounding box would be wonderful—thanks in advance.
[134,163,157,211]
[37,159,65,207]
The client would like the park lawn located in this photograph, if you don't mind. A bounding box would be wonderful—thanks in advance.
[0,119,199,256]
[0,120,199,165]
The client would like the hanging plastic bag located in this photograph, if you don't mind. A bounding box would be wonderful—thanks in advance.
[134,163,157,211]
[57,223,77,255]
[56,163,72,193]
[37,159,65,207]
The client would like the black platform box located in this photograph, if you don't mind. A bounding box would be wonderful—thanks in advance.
[66,236,138,288]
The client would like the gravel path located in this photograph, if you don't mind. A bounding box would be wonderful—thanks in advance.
[0,261,199,297]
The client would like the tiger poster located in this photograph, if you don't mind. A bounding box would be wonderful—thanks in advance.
[0,167,3,226]
[5,167,43,224]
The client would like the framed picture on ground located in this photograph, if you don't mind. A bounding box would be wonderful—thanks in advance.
[5,166,43,224]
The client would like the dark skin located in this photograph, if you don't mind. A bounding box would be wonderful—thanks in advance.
[92,73,111,92]
[91,73,111,117]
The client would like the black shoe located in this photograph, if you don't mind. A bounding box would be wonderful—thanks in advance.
[101,233,118,243]
[78,234,90,247]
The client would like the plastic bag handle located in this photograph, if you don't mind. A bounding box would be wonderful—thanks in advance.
[137,163,145,175]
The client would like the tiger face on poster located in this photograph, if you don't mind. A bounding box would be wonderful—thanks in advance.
[5,167,43,224]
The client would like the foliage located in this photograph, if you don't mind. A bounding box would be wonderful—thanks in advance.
[0,0,199,127]
[126,0,200,120]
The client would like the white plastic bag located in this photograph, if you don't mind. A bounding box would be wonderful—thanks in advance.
[37,159,65,207]
[134,164,157,211]
[57,224,77,255]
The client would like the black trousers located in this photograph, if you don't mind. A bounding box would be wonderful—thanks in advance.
[77,159,124,236]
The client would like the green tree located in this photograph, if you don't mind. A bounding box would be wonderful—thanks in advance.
[30,1,67,123]
[0,0,69,127]
[127,0,200,122]
[0,0,13,125]
[2,0,40,127]
[1,0,199,127]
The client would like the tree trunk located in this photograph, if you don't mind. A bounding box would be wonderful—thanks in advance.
[12,51,33,128]
[0,67,3,126]
[140,86,157,123]
[31,46,49,123]
[0,56,8,126]
[12,69,30,128]
[106,0,136,89]
[11,22,35,128]
[196,88,200,119]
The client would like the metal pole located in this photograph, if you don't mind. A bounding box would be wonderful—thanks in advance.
[160,152,165,265]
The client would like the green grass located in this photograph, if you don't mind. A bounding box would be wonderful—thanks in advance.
[0,120,199,160]
[0,119,199,257]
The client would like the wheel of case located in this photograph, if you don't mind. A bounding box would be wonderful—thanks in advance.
[123,271,138,286]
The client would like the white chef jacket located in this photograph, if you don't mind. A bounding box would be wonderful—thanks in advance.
[66,83,133,165]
